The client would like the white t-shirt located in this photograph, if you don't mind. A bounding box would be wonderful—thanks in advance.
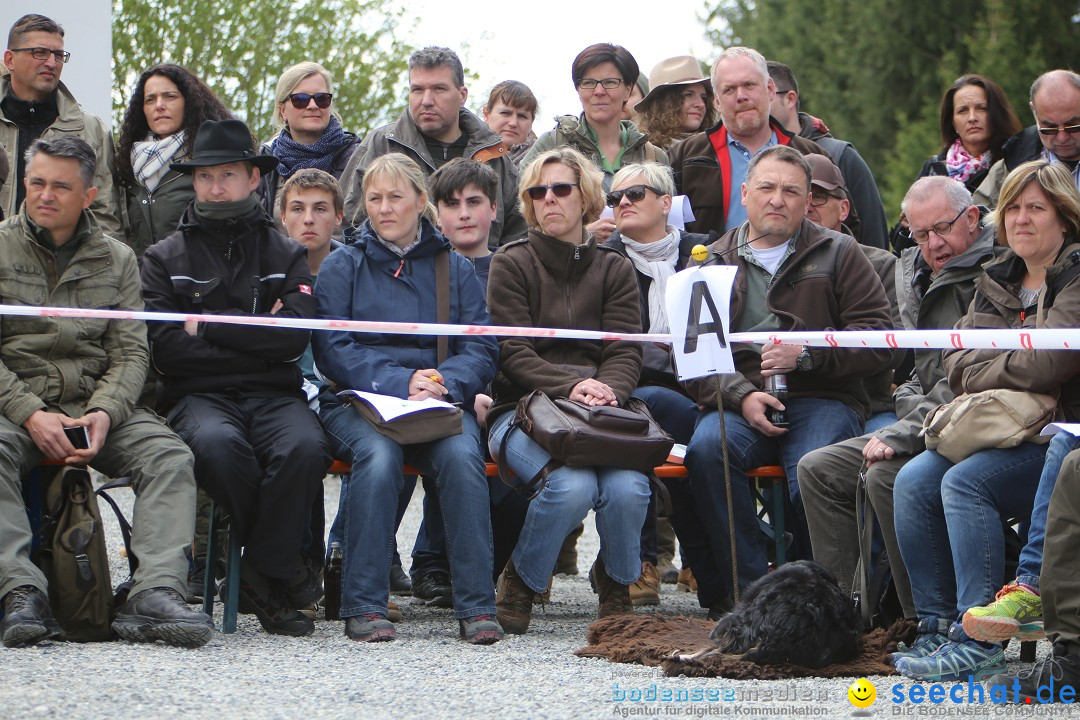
[747,242,790,277]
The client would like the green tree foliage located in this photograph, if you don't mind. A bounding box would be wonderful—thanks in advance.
[704,0,1079,220]
[113,0,415,143]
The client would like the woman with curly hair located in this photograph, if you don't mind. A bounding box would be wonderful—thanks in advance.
[116,63,232,256]
[634,56,716,151]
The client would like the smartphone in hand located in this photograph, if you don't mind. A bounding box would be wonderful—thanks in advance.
[63,425,90,450]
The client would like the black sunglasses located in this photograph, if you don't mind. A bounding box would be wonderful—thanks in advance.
[286,92,333,109]
[525,183,579,200]
[606,184,664,207]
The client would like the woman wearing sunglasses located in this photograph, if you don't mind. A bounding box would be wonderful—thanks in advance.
[486,147,648,634]
[601,162,715,607]
[520,43,668,243]
[259,62,361,225]
[116,63,232,257]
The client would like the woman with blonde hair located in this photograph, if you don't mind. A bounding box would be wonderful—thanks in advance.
[487,147,648,634]
[313,153,501,645]
[259,61,361,220]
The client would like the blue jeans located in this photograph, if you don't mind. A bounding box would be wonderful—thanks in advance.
[488,411,650,593]
[894,444,1047,622]
[322,402,495,620]
[686,397,861,597]
[327,470,414,569]
[864,411,897,434]
[1017,432,1080,589]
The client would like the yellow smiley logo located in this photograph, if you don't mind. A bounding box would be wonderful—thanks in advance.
[847,678,876,708]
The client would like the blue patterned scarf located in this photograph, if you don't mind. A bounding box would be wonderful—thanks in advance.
[271,116,347,178]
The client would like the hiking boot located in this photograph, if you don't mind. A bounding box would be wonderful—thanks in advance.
[344,613,395,642]
[496,560,534,634]
[592,557,634,619]
[239,580,315,637]
[963,582,1044,643]
[390,563,412,596]
[887,616,950,666]
[896,622,1005,682]
[113,588,214,648]
[629,561,661,606]
[459,614,503,645]
[1,586,61,648]
[985,643,1080,703]
[284,563,323,609]
[386,600,403,623]
[412,570,452,608]
[186,555,206,604]
[676,568,698,593]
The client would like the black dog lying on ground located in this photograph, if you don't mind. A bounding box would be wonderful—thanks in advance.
[708,560,861,668]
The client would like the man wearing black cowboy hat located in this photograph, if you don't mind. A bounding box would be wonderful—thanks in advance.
[140,119,330,637]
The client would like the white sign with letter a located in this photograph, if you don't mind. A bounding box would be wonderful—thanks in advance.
[665,265,737,380]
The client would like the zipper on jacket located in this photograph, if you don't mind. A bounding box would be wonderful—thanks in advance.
[393,258,405,278]
[250,275,260,314]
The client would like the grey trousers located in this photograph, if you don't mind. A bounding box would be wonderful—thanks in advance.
[0,409,196,601]
[1042,448,1080,654]
[797,432,916,618]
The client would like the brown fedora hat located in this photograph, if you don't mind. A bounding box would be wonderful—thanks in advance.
[635,56,709,111]
[171,119,278,174]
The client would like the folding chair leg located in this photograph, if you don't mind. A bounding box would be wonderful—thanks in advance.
[772,487,785,566]
[222,516,241,634]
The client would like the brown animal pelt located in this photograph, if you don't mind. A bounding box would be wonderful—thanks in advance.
[576,614,918,679]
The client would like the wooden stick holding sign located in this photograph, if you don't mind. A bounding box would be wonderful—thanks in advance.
[664,249,742,601]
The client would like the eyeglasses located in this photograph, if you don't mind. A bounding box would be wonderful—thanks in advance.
[578,78,623,91]
[909,208,966,245]
[11,47,70,63]
[525,183,579,200]
[286,92,333,109]
[810,190,844,207]
[606,184,664,207]
[1037,122,1080,136]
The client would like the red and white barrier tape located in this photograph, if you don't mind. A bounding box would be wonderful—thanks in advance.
[0,304,1074,350]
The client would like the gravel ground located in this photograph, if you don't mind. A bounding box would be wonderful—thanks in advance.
[3,474,1080,719]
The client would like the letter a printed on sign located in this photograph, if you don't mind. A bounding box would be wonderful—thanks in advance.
[666,265,737,380]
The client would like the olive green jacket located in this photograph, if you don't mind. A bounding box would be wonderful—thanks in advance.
[0,73,122,236]
[521,114,668,191]
[0,211,147,427]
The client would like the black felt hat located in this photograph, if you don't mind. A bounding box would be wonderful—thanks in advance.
[171,119,278,174]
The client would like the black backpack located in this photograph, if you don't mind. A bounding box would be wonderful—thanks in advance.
[31,467,136,642]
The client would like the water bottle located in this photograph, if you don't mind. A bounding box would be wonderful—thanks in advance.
[765,374,789,429]
[324,542,343,620]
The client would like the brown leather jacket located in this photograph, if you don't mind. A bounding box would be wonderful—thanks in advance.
[684,218,893,420]
[487,229,642,422]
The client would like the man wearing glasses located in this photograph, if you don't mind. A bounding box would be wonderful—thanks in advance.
[1,14,120,234]
[799,174,997,629]
[340,46,527,249]
[975,70,1080,207]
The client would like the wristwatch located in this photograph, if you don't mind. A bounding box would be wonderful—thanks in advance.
[795,347,814,372]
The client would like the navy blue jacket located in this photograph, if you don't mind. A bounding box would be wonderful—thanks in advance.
[313,217,497,405]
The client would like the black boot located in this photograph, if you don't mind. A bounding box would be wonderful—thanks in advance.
[1,586,61,648]
[113,587,214,648]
